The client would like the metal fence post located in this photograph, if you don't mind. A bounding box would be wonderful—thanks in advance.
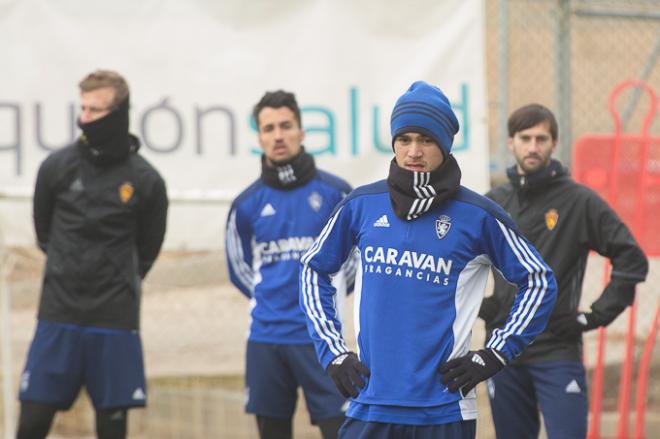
[555,0,573,168]
[621,32,660,129]
[496,0,510,180]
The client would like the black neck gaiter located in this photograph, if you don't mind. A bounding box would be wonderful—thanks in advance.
[387,154,462,221]
[260,147,316,190]
[77,96,136,166]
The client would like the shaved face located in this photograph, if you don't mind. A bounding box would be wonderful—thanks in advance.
[393,132,444,172]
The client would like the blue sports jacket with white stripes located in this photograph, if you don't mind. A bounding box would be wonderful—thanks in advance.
[299,180,557,424]
[226,170,353,344]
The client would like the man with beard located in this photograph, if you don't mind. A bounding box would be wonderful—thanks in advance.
[299,81,557,439]
[226,90,353,439]
[479,104,648,438]
[17,70,168,439]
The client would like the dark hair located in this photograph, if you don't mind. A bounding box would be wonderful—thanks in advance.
[508,104,558,141]
[252,90,301,129]
[78,69,129,107]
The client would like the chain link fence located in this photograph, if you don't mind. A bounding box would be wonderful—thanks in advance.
[485,0,660,435]
[486,0,660,178]
[485,0,660,346]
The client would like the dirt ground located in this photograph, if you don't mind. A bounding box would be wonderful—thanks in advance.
[1,248,659,438]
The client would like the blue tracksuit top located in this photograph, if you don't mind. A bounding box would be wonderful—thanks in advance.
[300,180,557,424]
[226,170,353,344]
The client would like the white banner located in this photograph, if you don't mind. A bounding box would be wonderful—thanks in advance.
[0,0,488,249]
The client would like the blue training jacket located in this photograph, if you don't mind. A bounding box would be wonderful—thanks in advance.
[299,180,557,425]
[226,170,353,344]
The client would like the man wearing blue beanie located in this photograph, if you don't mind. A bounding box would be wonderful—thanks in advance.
[300,80,557,438]
[390,80,459,157]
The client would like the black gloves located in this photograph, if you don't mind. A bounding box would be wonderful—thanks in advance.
[439,349,507,395]
[547,312,599,339]
[327,352,370,398]
[590,279,637,326]
[548,279,638,340]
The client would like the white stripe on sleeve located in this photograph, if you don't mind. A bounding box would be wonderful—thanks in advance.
[227,210,254,292]
[300,208,348,356]
[488,219,548,351]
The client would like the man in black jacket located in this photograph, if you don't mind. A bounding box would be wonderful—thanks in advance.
[480,104,648,439]
[17,70,168,439]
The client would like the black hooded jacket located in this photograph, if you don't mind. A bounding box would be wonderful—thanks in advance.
[481,160,648,363]
[33,126,168,330]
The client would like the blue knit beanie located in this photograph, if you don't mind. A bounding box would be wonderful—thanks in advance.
[390,81,459,157]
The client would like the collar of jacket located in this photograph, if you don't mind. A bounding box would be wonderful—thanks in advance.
[77,133,140,167]
[507,159,566,192]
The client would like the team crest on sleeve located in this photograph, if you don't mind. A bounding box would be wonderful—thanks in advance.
[435,215,452,239]
[119,182,134,204]
[545,209,559,231]
[308,191,323,212]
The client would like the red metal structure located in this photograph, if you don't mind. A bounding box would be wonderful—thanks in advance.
[572,79,659,439]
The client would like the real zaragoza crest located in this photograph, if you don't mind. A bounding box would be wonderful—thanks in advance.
[545,208,559,231]
[119,182,134,204]
[435,215,452,239]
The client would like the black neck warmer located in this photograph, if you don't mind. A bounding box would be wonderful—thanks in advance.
[387,154,462,221]
[77,96,138,166]
[507,159,566,192]
[260,147,316,190]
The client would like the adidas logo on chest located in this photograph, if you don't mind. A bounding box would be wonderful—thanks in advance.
[373,215,390,228]
[260,203,276,217]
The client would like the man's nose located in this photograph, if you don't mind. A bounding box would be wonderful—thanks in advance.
[408,142,423,156]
